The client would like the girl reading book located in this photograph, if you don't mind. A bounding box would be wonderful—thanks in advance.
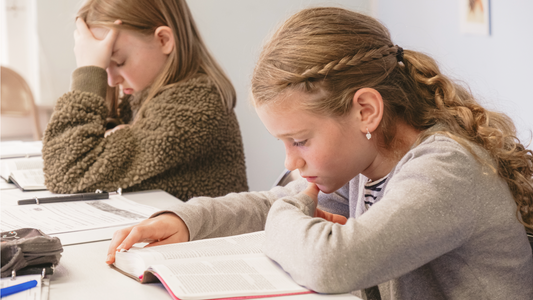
[42,0,248,200]
[106,7,533,299]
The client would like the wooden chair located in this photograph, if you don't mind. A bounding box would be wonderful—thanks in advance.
[1,66,42,140]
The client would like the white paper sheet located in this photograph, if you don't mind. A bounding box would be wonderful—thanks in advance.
[0,180,17,190]
[0,195,158,235]
[0,141,43,159]
[0,274,42,300]
[1,189,61,206]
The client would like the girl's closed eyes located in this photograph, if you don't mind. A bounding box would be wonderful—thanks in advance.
[42,0,248,211]
[293,140,307,147]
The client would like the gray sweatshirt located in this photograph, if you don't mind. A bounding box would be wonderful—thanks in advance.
[156,134,533,299]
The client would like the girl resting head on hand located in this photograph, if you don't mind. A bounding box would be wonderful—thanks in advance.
[42,0,248,199]
[252,7,533,230]
[75,0,236,123]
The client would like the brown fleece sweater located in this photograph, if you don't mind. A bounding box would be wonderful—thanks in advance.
[43,66,248,200]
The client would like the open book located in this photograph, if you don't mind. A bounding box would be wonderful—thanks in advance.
[0,157,46,191]
[112,231,312,300]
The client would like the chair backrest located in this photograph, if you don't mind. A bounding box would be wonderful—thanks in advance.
[1,66,42,140]
[273,169,302,188]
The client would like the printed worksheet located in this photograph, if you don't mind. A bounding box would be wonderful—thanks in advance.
[1,195,158,235]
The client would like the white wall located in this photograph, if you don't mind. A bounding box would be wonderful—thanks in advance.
[34,0,79,106]
[1,0,79,105]
[375,0,533,146]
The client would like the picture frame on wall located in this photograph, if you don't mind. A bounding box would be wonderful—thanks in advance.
[460,0,491,36]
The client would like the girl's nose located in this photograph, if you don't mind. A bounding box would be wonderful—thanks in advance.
[106,66,122,87]
[284,150,305,172]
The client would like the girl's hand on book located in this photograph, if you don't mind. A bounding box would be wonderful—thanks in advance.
[74,18,120,69]
[106,213,190,264]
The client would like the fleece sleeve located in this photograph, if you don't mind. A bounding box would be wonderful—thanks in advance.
[153,178,310,241]
[43,67,226,194]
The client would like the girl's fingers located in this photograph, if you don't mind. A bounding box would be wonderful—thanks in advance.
[106,226,135,264]
[116,224,154,251]
[301,182,320,205]
[75,17,91,36]
[103,20,122,44]
[105,213,189,264]
[106,225,155,264]
[104,22,121,45]
[144,233,188,248]
[314,208,348,225]
[105,125,129,138]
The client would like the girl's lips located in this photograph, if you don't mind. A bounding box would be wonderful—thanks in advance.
[304,176,317,183]
[123,88,134,95]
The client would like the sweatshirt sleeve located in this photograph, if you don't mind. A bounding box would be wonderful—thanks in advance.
[152,178,309,241]
[43,67,228,194]
[262,138,485,293]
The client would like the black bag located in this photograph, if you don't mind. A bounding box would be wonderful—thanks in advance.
[1,228,63,278]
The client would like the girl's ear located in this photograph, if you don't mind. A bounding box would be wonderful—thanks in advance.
[154,26,174,55]
[351,88,384,135]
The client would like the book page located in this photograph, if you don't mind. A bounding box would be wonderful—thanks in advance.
[149,255,309,300]
[115,231,266,277]
[10,169,46,190]
[0,157,43,182]
[6,157,44,170]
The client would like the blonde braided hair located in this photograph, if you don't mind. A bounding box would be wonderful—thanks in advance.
[251,7,533,230]
[300,45,398,79]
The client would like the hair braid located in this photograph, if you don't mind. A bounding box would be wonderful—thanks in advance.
[295,45,400,83]
[403,51,533,230]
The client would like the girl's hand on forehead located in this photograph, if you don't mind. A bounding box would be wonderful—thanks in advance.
[73,18,121,69]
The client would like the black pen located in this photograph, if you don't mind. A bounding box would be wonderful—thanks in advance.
[17,192,110,205]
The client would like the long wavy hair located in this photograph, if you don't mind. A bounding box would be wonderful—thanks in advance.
[77,0,236,123]
[251,7,533,230]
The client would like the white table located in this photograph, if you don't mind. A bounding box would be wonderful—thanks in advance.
[13,189,360,300]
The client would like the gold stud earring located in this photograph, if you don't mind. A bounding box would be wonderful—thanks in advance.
[366,128,371,140]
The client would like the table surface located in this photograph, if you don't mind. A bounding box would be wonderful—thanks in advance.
[1,189,360,300]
